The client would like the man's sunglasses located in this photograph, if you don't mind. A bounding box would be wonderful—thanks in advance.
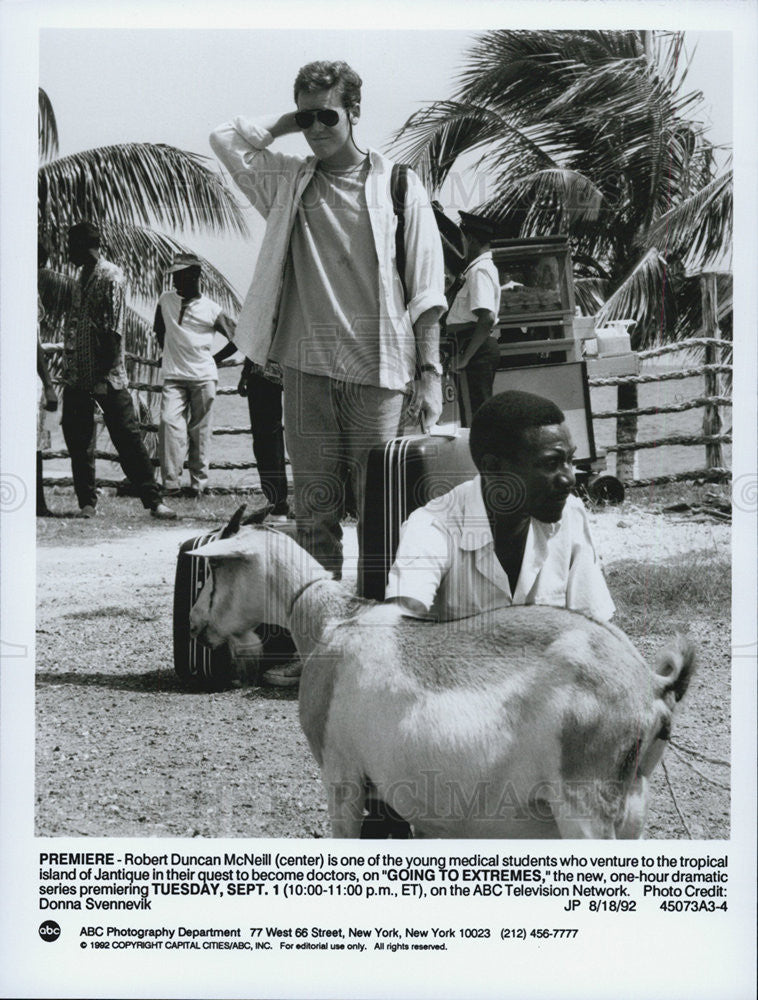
[294,108,341,129]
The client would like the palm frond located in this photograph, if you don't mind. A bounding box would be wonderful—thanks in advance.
[37,269,155,345]
[488,167,605,232]
[666,272,732,389]
[391,100,557,193]
[123,307,163,388]
[573,277,609,315]
[540,55,647,120]
[38,269,159,373]
[98,224,241,313]
[457,30,645,114]
[645,170,732,271]
[38,270,165,387]
[37,268,74,340]
[594,247,677,345]
[38,143,249,243]
[38,88,59,163]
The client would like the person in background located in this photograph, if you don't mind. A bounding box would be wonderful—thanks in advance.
[37,238,59,516]
[153,253,237,498]
[236,358,290,521]
[36,339,59,517]
[37,336,59,517]
[61,221,176,520]
[446,211,502,425]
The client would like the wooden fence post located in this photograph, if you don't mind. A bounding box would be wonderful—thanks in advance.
[701,274,723,470]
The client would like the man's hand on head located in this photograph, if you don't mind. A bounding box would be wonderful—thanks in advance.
[268,111,302,139]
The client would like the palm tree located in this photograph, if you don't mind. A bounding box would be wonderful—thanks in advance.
[38,86,248,459]
[392,30,732,480]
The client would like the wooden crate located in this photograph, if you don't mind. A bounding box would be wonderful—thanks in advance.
[491,237,579,365]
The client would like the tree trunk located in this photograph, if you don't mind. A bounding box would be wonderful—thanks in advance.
[616,381,638,483]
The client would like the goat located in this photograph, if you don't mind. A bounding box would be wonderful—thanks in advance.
[188,520,695,839]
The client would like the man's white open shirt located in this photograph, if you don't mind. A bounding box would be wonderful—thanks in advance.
[209,117,445,388]
[385,476,615,622]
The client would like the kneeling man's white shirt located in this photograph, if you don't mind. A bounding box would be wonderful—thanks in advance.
[385,476,615,622]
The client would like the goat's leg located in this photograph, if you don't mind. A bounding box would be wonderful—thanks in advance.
[555,776,648,839]
[552,783,618,839]
[554,812,617,839]
[614,777,649,839]
[322,761,366,839]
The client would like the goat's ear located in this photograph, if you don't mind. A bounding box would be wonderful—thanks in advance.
[187,537,254,560]
[241,504,273,526]
[220,504,247,538]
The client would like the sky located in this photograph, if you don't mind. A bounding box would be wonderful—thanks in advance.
[38,27,734,306]
[39,28,474,299]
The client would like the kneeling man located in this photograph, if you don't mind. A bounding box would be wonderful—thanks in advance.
[386,389,614,622]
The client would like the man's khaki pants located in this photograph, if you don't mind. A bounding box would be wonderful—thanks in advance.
[159,378,217,491]
[282,367,410,579]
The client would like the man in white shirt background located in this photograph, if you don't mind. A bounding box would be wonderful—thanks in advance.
[153,253,237,497]
[446,211,502,425]
[386,389,615,624]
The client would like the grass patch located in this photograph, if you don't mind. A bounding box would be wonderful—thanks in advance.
[623,480,731,510]
[39,477,730,546]
[607,547,731,633]
[37,486,269,545]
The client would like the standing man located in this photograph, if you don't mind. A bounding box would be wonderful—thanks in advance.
[61,221,175,519]
[36,338,58,517]
[210,60,447,584]
[37,238,59,517]
[446,211,502,424]
[154,253,237,497]
[237,358,290,520]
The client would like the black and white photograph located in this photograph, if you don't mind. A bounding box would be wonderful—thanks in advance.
[1,2,756,998]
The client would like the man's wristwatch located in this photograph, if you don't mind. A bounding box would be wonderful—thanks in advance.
[417,363,443,378]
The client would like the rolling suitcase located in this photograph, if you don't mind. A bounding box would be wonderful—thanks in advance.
[173,506,297,690]
[174,526,235,690]
[358,431,475,838]
[358,431,476,600]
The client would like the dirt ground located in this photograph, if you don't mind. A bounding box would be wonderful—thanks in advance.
[35,493,731,840]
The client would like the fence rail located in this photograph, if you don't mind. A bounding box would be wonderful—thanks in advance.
[588,335,731,485]
[591,395,732,420]
[637,337,727,359]
[601,433,732,454]
[587,363,731,388]
[40,340,733,491]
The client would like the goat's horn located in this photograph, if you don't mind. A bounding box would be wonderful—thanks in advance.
[220,504,247,538]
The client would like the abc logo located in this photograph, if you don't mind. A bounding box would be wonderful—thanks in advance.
[39,920,61,942]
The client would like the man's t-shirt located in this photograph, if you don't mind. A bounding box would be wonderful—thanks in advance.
[158,290,223,381]
[270,158,383,386]
[385,477,615,622]
[446,250,501,329]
